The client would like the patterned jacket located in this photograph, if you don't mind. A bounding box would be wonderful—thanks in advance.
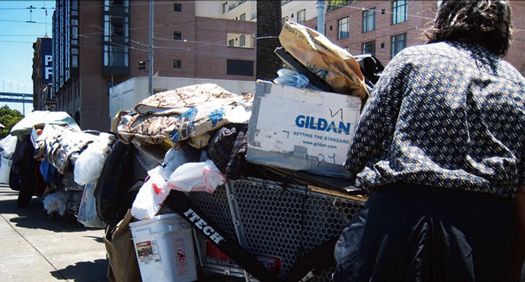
[345,41,525,198]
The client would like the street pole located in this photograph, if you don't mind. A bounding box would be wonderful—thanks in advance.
[148,0,154,96]
[317,0,325,35]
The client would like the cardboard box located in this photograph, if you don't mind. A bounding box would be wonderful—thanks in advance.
[30,125,45,149]
[247,81,362,179]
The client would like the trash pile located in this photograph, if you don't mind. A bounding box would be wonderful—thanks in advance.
[0,21,384,282]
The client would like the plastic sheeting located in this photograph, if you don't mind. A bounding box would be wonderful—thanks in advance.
[10,111,80,136]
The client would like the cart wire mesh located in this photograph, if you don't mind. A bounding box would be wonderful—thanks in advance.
[190,177,365,281]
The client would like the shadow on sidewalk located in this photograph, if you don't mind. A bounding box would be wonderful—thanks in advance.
[0,195,102,233]
[51,258,110,282]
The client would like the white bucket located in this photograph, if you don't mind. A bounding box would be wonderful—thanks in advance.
[129,213,197,282]
[0,157,12,184]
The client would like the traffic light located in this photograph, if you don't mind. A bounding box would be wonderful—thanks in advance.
[138,60,146,71]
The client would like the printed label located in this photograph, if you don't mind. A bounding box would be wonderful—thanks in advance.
[173,237,189,275]
[136,240,161,264]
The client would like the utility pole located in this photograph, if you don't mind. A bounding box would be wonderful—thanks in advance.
[317,0,325,35]
[148,0,154,96]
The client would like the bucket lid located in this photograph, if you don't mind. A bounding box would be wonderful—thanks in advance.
[129,213,183,229]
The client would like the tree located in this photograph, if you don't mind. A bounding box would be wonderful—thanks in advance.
[256,0,283,81]
[0,105,24,139]
[326,0,357,13]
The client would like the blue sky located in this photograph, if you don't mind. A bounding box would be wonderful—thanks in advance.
[0,0,54,114]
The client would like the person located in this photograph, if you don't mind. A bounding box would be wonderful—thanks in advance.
[332,0,525,281]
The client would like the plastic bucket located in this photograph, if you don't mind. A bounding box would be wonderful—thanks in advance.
[129,213,197,282]
[0,157,12,184]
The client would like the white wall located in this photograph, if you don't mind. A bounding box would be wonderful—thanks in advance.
[283,1,319,23]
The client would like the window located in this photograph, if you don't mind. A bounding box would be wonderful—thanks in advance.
[363,8,376,33]
[229,39,235,47]
[227,59,254,76]
[240,13,246,21]
[338,17,349,39]
[297,9,306,24]
[392,0,407,24]
[174,3,181,12]
[173,59,181,69]
[173,31,182,40]
[239,35,246,47]
[103,13,129,68]
[362,41,376,56]
[222,2,227,14]
[391,33,407,57]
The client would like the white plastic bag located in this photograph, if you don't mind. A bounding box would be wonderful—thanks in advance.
[148,148,193,181]
[274,68,310,88]
[43,191,71,216]
[166,159,226,194]
[74,133,114,185]
[0,135,18,159]
[77,182,107,228]
[131,173,169,220]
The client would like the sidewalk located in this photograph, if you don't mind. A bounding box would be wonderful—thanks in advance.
[0,183,109,282]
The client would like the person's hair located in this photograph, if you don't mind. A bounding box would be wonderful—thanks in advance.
[426,0,512,56]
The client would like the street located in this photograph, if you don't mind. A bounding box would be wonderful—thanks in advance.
[0,183,109,282]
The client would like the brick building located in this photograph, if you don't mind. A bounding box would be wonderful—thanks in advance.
[47,0,524,131]
[52,0,256,131]
[31,37,55,111]
[304,0,525,74]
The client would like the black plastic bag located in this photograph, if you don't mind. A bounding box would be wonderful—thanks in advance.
[94,141,138,227]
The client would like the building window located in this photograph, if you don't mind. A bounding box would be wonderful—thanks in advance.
[173,31,182,40]
[392,0,407,24]
[222,2,227,14]
[363,8,375,33]
[362,41,376,56]
[174,3,182,12]
[239,35,246,47]
[297,9,306,24]
[227,59,254,76]
[338,17,349,39]
[229,39,235,46]
[103,12,130,68]
[240,13,246,21]
[173,59,181,69]
[392,33,407,57]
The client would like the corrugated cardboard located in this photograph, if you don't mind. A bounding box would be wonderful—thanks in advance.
[247,81,362,179]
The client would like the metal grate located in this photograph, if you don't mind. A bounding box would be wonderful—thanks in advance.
[191,177,365,281]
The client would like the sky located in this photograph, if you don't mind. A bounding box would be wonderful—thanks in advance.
[0,0,54,115]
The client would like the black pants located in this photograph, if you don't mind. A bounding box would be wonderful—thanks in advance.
[333,183,514,282]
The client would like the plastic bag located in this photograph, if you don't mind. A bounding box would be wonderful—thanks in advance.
[43,190,71,216]
[74,133,114,185]
[166,159,226,194]
[148,146,200,181]
[131,173,169,220]
[78,182,107,228]
[274,68,310,88]
[0,135,18,159]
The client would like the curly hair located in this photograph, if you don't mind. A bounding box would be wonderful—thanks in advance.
[427,0,512,56]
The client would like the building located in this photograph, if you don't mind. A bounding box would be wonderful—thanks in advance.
[31,37,55,111]
[48,0,525,131]
[52,0,257,131]
[303,0,525,75]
